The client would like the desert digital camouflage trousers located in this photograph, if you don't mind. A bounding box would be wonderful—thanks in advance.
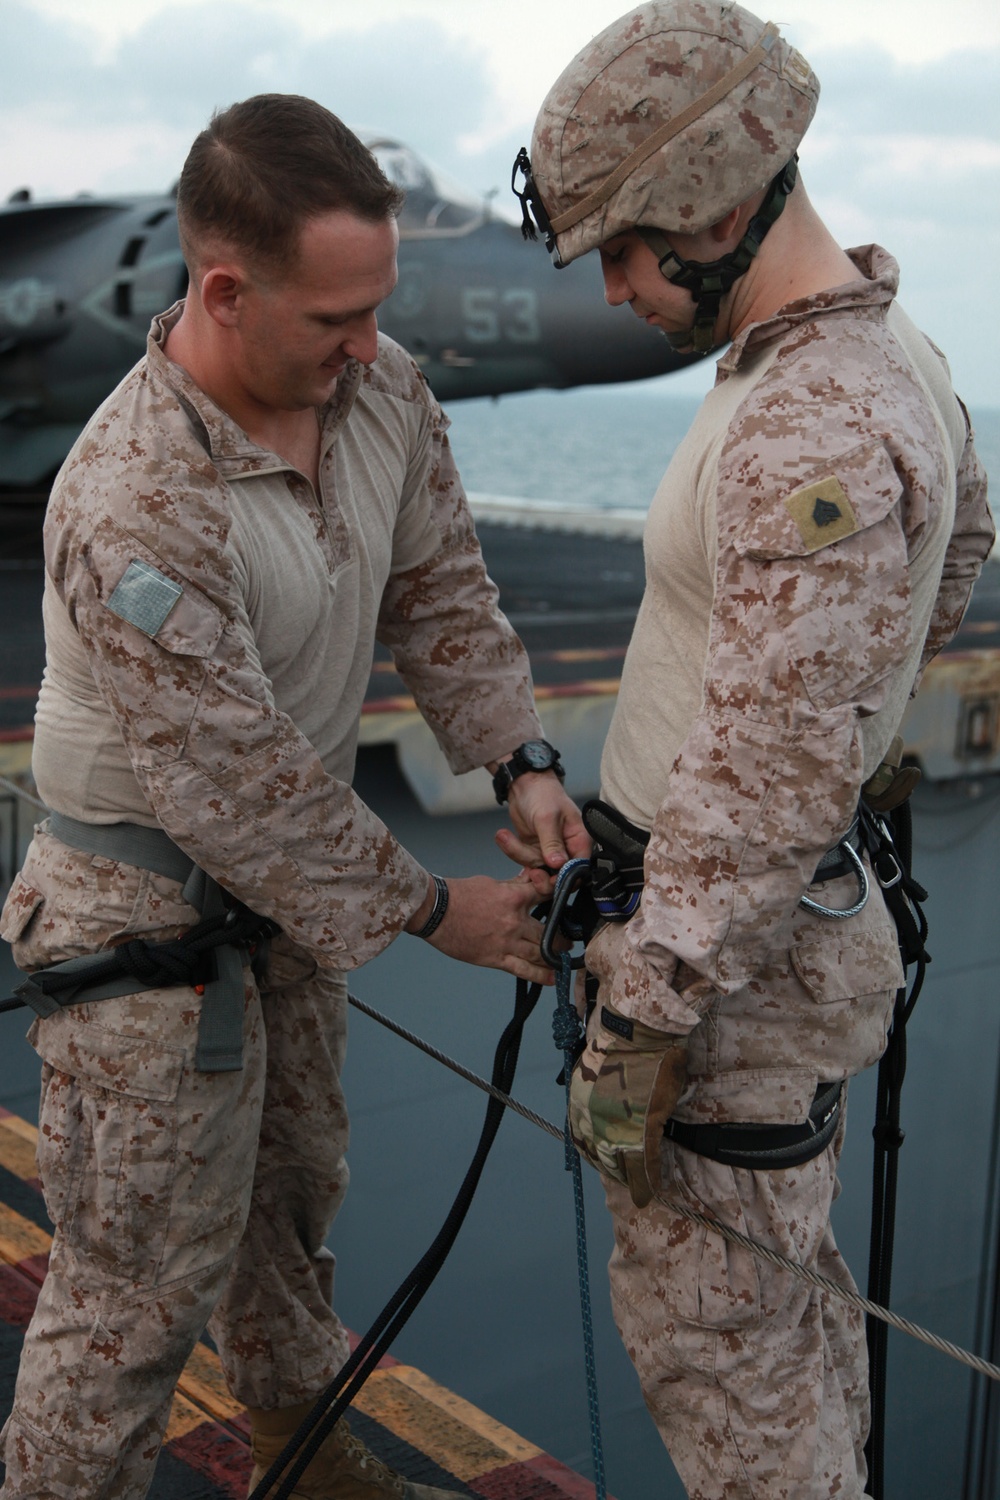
[0,824,352,1498]
[603,1114,869,1500]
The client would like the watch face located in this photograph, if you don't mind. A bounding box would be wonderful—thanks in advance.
[520,739,554,770]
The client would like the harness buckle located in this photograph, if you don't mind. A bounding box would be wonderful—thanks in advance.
[874,851,903,890]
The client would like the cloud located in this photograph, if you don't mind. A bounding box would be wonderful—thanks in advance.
[0,3,98,113]
[1,2,997,401]
[769,44,998,403]
[814,45,999,137]
[0,2,498,190]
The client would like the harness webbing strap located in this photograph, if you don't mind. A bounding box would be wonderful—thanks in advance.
[17,814,253,1072]
[48,811,195,886]
[553,952,607,1500]
[664,1080,843,1171]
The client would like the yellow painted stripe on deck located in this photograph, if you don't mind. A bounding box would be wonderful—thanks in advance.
[0,744,34,776]
[387,1365,541,1462]
[165,1387,216,1442]
[352,1364,540,1482]
[0,1115,39,1147]
[534,678,621,700]
[0,1118,39,1181]
[0,1201,51,1265]
[175,1340,245,1425]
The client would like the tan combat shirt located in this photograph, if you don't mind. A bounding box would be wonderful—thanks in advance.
[602,247,993,1038]
[34,308,541,968]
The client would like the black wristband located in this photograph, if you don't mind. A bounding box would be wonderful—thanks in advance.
[413,875,449,940]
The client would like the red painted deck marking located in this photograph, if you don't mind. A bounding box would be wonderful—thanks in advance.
[163,1421,251,1497]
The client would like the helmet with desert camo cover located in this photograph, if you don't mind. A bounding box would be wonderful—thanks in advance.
[512,2,820,350]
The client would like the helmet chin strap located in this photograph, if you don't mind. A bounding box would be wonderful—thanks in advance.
[636,157,798,354]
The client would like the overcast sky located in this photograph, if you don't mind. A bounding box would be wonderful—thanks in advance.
[3,0,998,405]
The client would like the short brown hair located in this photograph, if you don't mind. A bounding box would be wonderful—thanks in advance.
[176,94,403,277]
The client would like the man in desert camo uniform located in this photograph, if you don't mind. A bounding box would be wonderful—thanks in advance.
[511,3,993,1495]
[0,95,587,1499]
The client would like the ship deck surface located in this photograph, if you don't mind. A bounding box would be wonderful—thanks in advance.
[0,1098,604,1498]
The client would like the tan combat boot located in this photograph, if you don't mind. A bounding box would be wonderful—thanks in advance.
[247,1404,464,1499]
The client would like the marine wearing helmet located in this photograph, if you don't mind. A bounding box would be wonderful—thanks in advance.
[513,6,993,1498]
[513,0,819,349]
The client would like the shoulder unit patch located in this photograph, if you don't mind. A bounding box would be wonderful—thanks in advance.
[107,559,183,637]
[783,476,859,554]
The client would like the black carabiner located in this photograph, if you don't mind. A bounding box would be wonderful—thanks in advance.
[540,857,592,969]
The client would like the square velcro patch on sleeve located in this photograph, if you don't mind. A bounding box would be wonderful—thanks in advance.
[783,476,859,553]
[107,559,184,637]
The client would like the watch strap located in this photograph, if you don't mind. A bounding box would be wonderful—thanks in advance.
[493,741,565,805]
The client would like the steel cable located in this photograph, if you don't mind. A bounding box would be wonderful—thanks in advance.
[2,765,997,1389]
[349,989,1000,1387]
[0,775,46,812]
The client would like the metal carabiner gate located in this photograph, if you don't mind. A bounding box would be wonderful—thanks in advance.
[539,856,592,969]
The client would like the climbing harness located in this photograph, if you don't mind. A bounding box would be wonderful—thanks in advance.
[563,778,931,1500]
[582,800,648,925]
[579,797,858,1173]
[1,812,277,1071]
[664,1080,843,1170]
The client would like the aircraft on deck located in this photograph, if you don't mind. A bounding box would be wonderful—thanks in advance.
[0,134,691,496]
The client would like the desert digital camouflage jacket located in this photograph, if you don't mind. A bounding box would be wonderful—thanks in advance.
[34,307,541,968]
[605,247,993,1040]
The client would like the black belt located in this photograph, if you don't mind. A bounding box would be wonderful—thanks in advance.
[664,1080,843,1170]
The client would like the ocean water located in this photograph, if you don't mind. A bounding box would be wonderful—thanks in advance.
[444,383,1000,521]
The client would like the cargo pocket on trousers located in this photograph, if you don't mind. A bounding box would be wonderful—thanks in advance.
[0,874,44,967]
[34,1018,185,1287]
[661,1143,763,1334]
[790,929,904,1004]
[789,927,903,1074]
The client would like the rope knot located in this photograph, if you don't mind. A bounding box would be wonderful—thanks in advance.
[552,1010,582,1053]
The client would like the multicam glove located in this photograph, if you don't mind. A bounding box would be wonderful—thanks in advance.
[569,1003,688,1208]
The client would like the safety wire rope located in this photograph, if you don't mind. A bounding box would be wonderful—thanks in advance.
[346,988,1000,1388]
[2,773,998,1415]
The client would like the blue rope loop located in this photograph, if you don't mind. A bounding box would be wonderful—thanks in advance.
[554,951,607,1500]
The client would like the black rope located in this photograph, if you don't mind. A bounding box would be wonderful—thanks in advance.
[1,904,544,1495]
[863,798,930,1500]
[249,976,543,1500]
[0,904,275,1015]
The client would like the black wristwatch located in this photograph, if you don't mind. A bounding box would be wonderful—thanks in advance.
[492,739,566,805]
